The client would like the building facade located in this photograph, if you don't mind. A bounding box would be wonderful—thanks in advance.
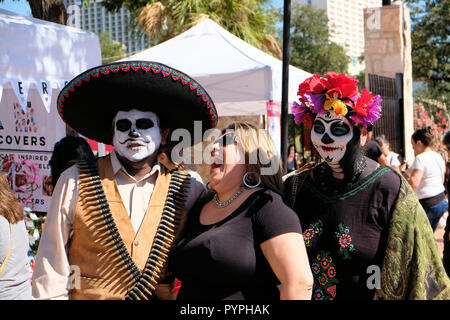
[67,0,149,56]
[296,0,382,75]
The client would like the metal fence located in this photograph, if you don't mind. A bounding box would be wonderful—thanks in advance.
[368,73,405,158]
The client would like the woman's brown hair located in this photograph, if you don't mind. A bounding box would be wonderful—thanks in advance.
[0,174,24,224]
[412,126,434,147]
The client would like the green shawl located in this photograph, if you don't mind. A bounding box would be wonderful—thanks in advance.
[285,168,450,300]
[375,175,450,300]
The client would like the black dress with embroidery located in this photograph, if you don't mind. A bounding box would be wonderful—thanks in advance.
[285,159,401,300]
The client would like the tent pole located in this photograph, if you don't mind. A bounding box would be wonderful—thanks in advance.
[280,0,291,173]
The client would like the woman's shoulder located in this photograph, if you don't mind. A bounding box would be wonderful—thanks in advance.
[0,215,11,247]
[251,188,284,205]
[430,151,445,161]
[0,215,10,229]
[376,166,402,192]
[247,189,302,241]
[248,189,296,218]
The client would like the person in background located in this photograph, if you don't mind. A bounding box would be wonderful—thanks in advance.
[0,174,32,300]
[442,130,450,277]
[286,144,301,173]
[169,121,313,300]
[401,127,448,232]
[49,136,97,188]
[375,135,401,171]
[364,127,389,166]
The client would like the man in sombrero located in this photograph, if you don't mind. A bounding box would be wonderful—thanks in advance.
[32,61,218,300]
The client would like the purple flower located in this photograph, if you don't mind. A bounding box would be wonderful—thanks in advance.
[292,101,309,125]
[303,93,326,114]
[350,95,383,128]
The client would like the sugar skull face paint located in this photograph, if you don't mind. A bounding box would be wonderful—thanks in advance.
[311,110,354,165]
[112,109,162,162]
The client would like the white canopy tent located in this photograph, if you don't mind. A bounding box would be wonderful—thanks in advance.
[0,9,101,212]
[0,9,101,112]
[121,19,311,116]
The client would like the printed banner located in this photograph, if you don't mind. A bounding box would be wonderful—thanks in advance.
[266,101,281,155]
[0,151,53,212]
[0,87,66,213]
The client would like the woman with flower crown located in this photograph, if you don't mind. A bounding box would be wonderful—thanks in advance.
[284,73,450,300]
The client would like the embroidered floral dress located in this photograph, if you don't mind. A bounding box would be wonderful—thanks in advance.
[286,162,401,300]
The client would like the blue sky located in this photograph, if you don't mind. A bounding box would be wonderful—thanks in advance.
[0,0,31,15]
[0,0,283,17]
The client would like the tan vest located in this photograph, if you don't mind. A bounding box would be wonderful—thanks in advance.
[68,155,184,300]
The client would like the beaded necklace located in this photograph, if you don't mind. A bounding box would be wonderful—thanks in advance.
[213,187,245,208]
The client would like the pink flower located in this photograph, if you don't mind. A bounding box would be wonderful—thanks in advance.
[350,94,382,128]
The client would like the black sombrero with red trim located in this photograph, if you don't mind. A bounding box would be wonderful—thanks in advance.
[57,61,218,145]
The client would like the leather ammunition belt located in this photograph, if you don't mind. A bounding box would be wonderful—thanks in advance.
[77,160,190,300]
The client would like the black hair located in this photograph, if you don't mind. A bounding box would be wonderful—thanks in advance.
[443,130,450,149]
[411,126,434,147]
[338,125,365,182]
[49,136,96,187]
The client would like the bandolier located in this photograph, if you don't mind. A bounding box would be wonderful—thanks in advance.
[68,155,190,300]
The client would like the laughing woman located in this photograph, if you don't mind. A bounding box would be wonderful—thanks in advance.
[169,122,313,300]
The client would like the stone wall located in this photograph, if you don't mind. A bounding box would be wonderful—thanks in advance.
[364,2,414,163]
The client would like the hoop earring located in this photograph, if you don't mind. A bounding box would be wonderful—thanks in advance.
[243,172,261,189]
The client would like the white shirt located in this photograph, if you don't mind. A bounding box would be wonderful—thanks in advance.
[386,152,401,167]
[31,151,206,300]
[111,152,159,233]
[0,216,32,300]
[408,150,445,199]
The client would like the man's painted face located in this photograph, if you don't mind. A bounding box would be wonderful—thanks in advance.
[311,111,354,165]
[113,109,162,162]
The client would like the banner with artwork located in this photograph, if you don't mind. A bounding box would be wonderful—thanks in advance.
[0,87,66,213]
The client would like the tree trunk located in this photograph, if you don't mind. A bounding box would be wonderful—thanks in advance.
[27,0,67,25]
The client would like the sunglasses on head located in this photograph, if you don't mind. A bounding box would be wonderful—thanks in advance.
[115,118,155,132]
[213,132,238,147]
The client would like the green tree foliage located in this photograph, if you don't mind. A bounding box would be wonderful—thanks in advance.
[0,0,67,24]
[403,0,449,107]
[98,32,126,64]
[99,0,282,58]
[289,4,349,75]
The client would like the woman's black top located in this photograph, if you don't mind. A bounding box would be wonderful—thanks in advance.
[169,189,303,300]
[286,162,401,300]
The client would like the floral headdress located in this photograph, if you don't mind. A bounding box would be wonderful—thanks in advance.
[292,73,383,129]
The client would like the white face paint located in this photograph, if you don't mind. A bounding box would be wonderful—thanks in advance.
[311,110,354,166]
[112,109,162,162]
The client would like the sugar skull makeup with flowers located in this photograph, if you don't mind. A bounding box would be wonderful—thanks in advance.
[292,72,382,130]
[292,72,383,178]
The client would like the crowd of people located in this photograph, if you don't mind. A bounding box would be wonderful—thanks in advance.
[0,64,449,300]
